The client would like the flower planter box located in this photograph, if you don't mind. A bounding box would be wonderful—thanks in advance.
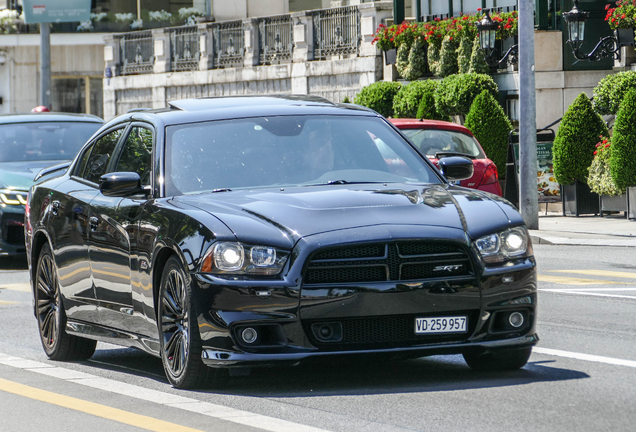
[384,48,397,65]
[561,181,599,217]
[600,193,629,218]
[616,28,635,47]
[628,187,636,220]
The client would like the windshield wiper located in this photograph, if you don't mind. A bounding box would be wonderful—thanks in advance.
[434,151,476,160]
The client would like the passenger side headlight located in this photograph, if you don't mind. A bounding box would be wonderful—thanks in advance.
[201,242,289,276]
[0,189,28,206]
[474,227,530,263]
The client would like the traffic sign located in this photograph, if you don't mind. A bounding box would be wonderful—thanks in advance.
[22,0,91,24]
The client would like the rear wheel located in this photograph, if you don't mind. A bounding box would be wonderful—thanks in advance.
[158,256,210,389]
[35,243,96,361]
[463,347,532,371]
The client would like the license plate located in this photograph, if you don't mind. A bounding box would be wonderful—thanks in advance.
[415,316,467,334]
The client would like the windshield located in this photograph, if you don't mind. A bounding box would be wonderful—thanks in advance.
[0,121,101,162]
[401,128,485,159]
[165,115,440,195]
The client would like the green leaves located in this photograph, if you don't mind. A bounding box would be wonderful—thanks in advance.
[592,71,636,115]
[353,81,402,118]
[393,80,441,119]
[464,90,512,180]
[434,73,498,117]
[610,89,636,189]
[553,93,609,185]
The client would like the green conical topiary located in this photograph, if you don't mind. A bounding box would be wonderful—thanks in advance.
[464,90,512,180]
[353,81,402,118]
[401,37,427,81]
[393,80,440,118]
[427,39,442,76]
[610,88,636,189]
[468,37,490,74]
[395,43,410,79]
[457,35,473,74]
[416,91,451,121]
[553,93,609,185]
[438,35,459,77]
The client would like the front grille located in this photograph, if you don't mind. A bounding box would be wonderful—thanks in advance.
[304,241,472,284]
[6,225,24,245]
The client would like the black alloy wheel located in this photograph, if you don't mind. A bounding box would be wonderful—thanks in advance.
[35,243,96,361]
[159,256,209,389]
[463,346,532,371]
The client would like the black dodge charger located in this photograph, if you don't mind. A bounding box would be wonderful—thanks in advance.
[26,96,538,389]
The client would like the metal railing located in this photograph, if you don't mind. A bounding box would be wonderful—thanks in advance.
[311,6,361,60]
[119,31,154,75]
[258,15,293,65]
[212,20,244,68]
[170,26,200,72]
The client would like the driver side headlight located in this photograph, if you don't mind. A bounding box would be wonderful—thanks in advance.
[200,242,289,276]
[474,227,530,264]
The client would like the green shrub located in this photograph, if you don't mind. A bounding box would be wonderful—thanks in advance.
[342,96,351,103]
[400,37,427,81]
[610,88,636,189]
[395,43,410,79]
[464,90,512,180]
[456,35,473,74]
[553,93,609,185]
[427,39,441,76]
[434,73,498,117]
[468,37,490,74]
[588,136,624,196]
[592,71,636,115]
[438,35,459,77]
[416,91,451,121]
[353,81,402,118]
[393,80,439,118]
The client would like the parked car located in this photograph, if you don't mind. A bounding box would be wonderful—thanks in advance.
[26,96,537,389]
[390,119,503,196]
[0,113,103,256]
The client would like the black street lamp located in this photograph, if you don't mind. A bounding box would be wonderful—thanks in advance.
[563,0,632,62]
[476,9,518,69]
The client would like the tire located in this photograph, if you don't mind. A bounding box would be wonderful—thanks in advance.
[463,347,532,371]
[158,256,209,389]
[35,243,96,361]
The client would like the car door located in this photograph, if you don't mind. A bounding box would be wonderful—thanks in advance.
[88,124,156,335]
[49,127,125,324]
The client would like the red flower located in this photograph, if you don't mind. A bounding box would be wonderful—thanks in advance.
[602,139,608,144]
[606,143,611,147]
[390,37,394,41]
[477,7,482,11]
[594,151,598,155]
[606,4,610,10]
[622,13,627,18]
[596,143,601,148]
[462,16,468,20]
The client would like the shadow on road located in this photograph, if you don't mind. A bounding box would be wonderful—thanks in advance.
[86,346,589,396]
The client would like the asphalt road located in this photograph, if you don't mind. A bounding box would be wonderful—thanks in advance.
[0,244,635,432]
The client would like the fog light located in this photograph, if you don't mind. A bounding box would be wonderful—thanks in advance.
[508,312,524,328]
[319,325,333,339]
[241,327,258,344]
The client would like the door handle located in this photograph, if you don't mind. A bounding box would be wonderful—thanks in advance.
[51,201,60,215]
[89,216,99,231]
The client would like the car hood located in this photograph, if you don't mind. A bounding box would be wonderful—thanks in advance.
[0,160,68,191]
[178,184,524,247]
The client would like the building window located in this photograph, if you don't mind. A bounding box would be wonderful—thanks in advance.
[51,77,103,119]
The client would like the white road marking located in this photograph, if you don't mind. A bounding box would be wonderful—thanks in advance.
[0,353,330,432]
[534,347,636,368]
[539,289,636,300]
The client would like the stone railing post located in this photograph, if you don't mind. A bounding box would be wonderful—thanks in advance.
[153,28,172,74]
[291,11,314,62]
[198,23,215,70]
[243,18,260,67]
[102,34,120,77]
[358,1,393,58]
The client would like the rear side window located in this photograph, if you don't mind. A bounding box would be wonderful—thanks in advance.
[77,128,124,183]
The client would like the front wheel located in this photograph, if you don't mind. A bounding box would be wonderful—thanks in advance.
[158,256,209,389]
[35,243,96,361]
[463,347,532,371]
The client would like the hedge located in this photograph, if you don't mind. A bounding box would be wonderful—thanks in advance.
[353,81,402,118]
[592,71,636,115]
[464,90,512,180]
[610,88,636,189]
[434,73,498,117]
[553,93,609,185]
[393,80,440,118]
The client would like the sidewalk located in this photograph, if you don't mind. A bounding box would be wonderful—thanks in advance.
[529,212,636,247]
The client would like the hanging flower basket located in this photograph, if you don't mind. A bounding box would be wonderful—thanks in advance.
[615,27,635,47]
[384,48,397,65]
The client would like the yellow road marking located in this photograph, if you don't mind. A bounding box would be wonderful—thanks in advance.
[537,275,631,285]
[0,300,18,305]
[0,283,31,292]
[0,377,204,432]
[547,269,636,279]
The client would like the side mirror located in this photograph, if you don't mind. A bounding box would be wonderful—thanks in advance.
[438,156,474,182]
[99,172,144,197]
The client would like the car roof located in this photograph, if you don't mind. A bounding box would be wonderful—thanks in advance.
[0,112,104,124]
[107,95,379,127]
[389,118,474,136]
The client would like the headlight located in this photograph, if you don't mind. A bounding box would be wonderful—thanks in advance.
[201,242,289,276]
[474,227,529,263]
[0,189,28,206]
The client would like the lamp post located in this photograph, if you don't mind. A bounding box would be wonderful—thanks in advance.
[476,10,518,69]
[562,0,631,62]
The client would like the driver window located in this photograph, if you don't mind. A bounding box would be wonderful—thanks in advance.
[80,128,124,183]
[115,127,153,186]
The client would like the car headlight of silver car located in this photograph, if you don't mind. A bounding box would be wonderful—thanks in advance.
[201,242,289,275]
[0,189,28,206]
[474,227,530,264]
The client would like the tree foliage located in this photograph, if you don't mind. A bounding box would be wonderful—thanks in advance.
[438,35,459,77]
[456,35,473,74]
[393,80,440,118]
[610,88,636,189]
[553,93,609,185]
[434,73,498,117]
[592,71,636,115]
[353,81,402,118]
[468,37,490,74]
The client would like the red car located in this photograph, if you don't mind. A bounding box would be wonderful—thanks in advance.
[389,118,502,196]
